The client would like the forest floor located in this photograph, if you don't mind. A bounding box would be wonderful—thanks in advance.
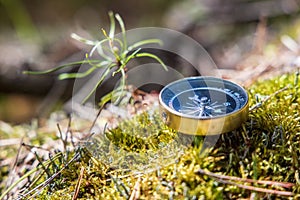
[1,18,300,199]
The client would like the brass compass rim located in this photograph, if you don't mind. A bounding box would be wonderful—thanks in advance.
[159,76,249,135]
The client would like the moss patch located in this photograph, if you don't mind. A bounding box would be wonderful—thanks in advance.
[2,72,300,199]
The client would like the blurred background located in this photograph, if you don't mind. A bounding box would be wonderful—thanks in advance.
[0,0,300,123]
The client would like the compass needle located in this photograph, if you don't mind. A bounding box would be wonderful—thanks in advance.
[210,101,218,106]
[186,102,198,107]
[180,109,200,115]
[181,106,199,110]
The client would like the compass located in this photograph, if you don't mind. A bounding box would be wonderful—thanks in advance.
[159,76,249,135]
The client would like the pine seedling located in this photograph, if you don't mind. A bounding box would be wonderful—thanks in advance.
[24,12,167,106]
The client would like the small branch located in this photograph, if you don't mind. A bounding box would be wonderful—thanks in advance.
[250,86,289,111]
[4,137,24,196]
[57,123,67,152]
[72,166,85,200]
[12,138,24,170]
[21,142,50,152]
[196,169,294,188]
[129,177,141,200]
[65,115,72,147]
[0,138,22,147]
[215,178,294,197]
[88,104,106,134]
[196,169,294,196]
[67,115,76,148]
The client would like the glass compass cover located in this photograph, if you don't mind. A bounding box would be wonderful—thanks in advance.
[160,77,248,119]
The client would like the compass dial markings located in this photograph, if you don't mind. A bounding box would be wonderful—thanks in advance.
[176,90,236,117]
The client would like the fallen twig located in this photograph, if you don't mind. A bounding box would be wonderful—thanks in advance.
[250,86,289,111]
[196,168,294,197]
[72,166,85,200]
[214,178,293,197]
[0,138,22,147]
[88,104,106,134]
[129,177,141,200]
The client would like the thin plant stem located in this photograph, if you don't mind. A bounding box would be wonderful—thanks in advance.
[0,153,63,200]
[72,166,85,200]
[196,168,294,196]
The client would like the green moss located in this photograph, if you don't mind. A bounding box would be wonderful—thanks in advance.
[105,112,178,152]
[7,72,300,199]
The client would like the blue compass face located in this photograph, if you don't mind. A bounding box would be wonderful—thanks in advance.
[160,77,248,119]
[171,88,237,117]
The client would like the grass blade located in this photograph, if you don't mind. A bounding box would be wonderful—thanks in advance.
[82,65,114,104]
[71,33,96,46]
[0,153,63,200]
[23,60,104,76]
[108,11,116,40]
[115,13,127,51]
[99,91,113,107]
[126,39,162,53]
[124,48,141,65]
[23,65,75,75]
[112,69,126,105]
[89,39,111,61]
[135,52,168,71]
[58,66,97,80]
